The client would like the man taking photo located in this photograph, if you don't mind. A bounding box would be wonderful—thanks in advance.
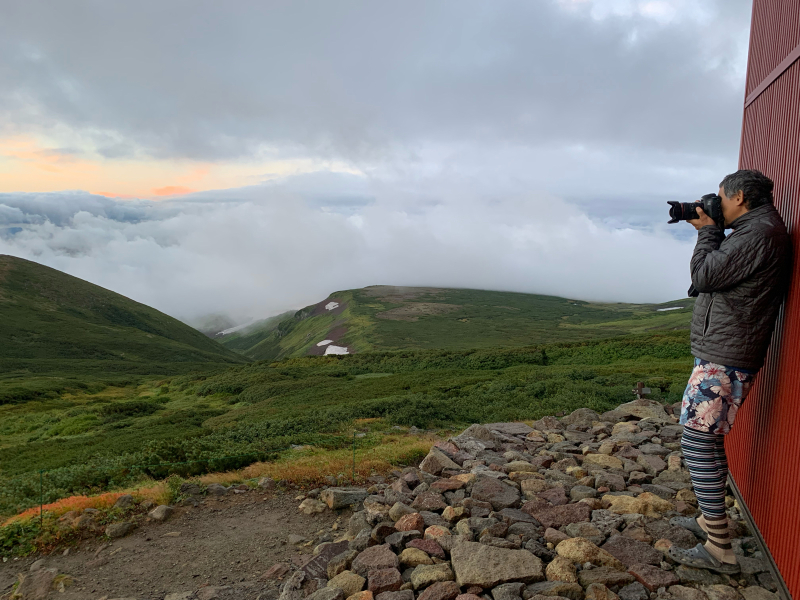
[667,169,791,573]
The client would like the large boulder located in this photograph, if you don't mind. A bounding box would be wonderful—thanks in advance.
[450,541,544,588]
[614,400,672,424]
[351,544,400,578]
[470,477,520,510]
[561,408,601,429]
[420,447,462,476]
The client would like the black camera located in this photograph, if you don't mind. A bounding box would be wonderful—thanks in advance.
[667,194,724,228]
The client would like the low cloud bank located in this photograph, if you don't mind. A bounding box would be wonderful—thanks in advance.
[0,181,693,323]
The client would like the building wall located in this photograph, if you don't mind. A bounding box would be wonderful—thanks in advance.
[727,1,800,597]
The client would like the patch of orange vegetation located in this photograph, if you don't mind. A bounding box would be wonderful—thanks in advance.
[4,492,125,525]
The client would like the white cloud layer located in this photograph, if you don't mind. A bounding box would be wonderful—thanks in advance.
[0,181,695,322]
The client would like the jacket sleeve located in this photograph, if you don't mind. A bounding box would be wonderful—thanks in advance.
[690,225,774,293]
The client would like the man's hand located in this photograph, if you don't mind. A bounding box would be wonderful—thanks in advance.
[687,206,717,230]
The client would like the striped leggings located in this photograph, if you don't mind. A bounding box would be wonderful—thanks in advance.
[680,426,729,519]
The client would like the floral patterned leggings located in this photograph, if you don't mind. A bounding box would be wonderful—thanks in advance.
[679,358,757,520]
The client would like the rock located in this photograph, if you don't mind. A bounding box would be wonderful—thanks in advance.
[280,571,307,600]
[421,447,463,475]
[544,528,570,545]
[418,581,461,600]
[149,505,174,521]
[636,455,667,476]
[304,542,352,579]
[674,565,730,586]
[615,399,672,423]
[410,563,455,590]
[666,586,709,600]
[524,581,583,600]
[412,492,448,512]
[595,472,626,492]
[644,523,697,549]
[555,538,625,570]
[395,513,426,532]
[322,488,370,509]
[206,483,228,496]
[591,510,625,536]
[617,582,649,600]
[407,538,446,559]
[352,544,400,578]
[583,454,624,470]
[442,506,468,523]
[562,408,601,428]
[739,588,779,600]
[301,498,329,515]
[309,588,347,600]
[451,541,544,588]
[368,568,404,594]
[329,571,367,598]
[424,525,451,540]
[377,592,415,600]
[114,494,134,509]
[545,556,578,583]
[348,592,374,600]
[471,477,521,510]
[639,484,675,500]
[603,493,674,517]
[505,461,537,473]
[584,584,620,600]
[399,548,434,567]
[492,582,525,600]
[489,422,536,436]
[421,511,450,528]
[372,522,398,544]
[526,502,591,529]
[105,522,136,538]
[532,415,562,431]
[701,585,742,600]
[432,480,466,494]
[329,551,360,579]
[259,477,277,490]
[578,567,635,588]
[14,567,57,600]
[601,535,662,567]
[264,563,293,580]
[564,522,605,545]
[389,502,416,522]
[627,563,679,591]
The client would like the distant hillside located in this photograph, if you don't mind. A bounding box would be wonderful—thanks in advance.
[219,285,694,361]
[0,255,247,401]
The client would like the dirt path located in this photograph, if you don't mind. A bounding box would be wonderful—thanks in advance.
[1,492,352,600]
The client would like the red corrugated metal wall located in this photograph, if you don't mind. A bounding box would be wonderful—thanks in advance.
[727,0,800,597]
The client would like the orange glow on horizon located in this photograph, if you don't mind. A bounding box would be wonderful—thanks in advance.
[0,134,363,198]
[152,185,197,196]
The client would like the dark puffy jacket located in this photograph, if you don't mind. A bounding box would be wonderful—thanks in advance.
[690,203,791,370]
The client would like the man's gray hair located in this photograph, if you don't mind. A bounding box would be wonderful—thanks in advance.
[719,169,774,210]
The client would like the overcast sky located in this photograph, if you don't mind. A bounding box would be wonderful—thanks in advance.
[0,0,753,323]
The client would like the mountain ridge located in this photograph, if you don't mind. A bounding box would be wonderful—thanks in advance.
[219,284,695,361]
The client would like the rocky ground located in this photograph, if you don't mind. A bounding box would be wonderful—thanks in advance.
[2,399,784,600]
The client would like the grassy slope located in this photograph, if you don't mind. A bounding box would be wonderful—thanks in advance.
[0,255,247,403]
[220,285,695,361]
[0,331,693,517]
